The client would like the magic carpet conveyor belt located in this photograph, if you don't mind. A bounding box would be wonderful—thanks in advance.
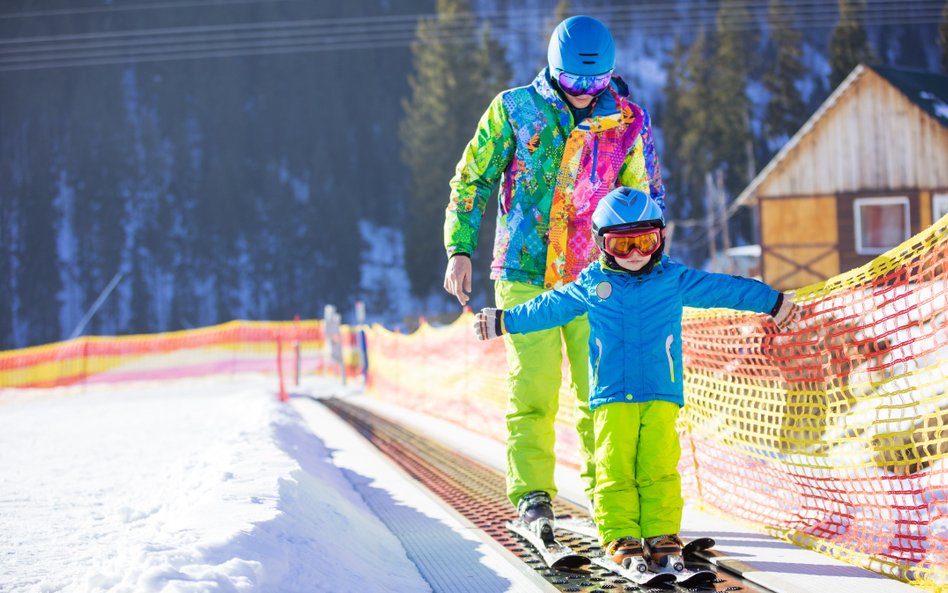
[322,397,775,593]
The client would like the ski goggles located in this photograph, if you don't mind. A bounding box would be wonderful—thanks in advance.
[556,70,613,97]
[602,228,662,258]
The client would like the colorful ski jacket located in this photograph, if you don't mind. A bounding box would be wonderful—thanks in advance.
[502,257,781,409]
[445,68,665,290]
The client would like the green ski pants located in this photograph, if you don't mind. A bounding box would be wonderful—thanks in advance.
[494,279,596,507]
[593,400,683,545]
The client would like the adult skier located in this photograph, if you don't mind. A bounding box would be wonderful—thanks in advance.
[443,15,666,539]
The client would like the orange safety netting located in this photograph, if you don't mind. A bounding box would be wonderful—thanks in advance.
[0,319,359,389]
[364,213,948,591]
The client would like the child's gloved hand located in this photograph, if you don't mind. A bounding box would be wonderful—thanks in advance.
[474,308,506,340]
[772,293,802,330]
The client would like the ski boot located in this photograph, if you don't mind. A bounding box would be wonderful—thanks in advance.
[645,534,685,576]
[517,490,555,544]
[605,537,648,573]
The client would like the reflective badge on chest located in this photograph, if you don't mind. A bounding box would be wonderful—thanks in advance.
[596,281,613,300]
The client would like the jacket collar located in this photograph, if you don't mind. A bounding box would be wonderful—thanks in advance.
[599,255,667,277]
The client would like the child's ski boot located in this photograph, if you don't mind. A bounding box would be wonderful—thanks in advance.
[645,534,685,575]
[605,537,647,572]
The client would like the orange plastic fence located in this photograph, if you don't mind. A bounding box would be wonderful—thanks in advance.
[0,319,359,389]
[364,214,948,591]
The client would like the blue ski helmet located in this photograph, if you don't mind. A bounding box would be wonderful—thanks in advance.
[548,16,616,77]
[592,187,666,268]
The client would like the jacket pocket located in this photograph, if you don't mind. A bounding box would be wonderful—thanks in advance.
[665,334,675,383]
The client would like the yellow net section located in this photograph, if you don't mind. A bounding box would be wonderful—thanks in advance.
[365,214,948,590]
[677,215,947,588]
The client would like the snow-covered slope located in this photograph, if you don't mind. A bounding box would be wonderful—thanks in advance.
[0,376,429,593]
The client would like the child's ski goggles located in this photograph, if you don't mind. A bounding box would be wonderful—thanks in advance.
[603,228,662,258]
[556,70,612,97]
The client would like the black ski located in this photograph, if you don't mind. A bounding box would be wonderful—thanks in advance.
[506,519,590,570]
[556,516,717,586]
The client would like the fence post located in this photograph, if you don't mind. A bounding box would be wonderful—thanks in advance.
[293,314,301,387]
[324,305,346,386]
[277,336,288,402]
[355,300,368,383]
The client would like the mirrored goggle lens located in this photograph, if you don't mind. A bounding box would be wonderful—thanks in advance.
[604,230,661,257]
[557,71,612,96]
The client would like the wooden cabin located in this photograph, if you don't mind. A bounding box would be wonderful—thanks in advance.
[734,64,948,291]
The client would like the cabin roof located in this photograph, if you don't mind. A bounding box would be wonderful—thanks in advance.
[733,64,948,209]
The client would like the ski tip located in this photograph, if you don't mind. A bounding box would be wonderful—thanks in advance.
[683,536,715,556]
[678,569,717,586]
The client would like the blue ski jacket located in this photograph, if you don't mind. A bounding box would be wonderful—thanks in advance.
[502,256,780,409]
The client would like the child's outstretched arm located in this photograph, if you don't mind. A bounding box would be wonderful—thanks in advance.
[679,267,801,331]
[473,280,589,341]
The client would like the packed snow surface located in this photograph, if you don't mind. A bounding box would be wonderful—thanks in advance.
[0,376,430,593]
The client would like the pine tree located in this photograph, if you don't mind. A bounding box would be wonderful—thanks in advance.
[400,0,512,300]
[763,0,808,149]
[690,0,760,259]
[708,0,758,195]
[940,1,948,73]
[657,35,687,213]
[674,29,715,264]
[829,0,875,88]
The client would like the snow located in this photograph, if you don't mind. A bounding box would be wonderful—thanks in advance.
[0,376,430,593]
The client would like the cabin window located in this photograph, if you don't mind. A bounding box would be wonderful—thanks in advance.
[934,193,948,222]
[854,196,910,255]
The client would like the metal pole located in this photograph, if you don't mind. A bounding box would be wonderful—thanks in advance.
[69,271,124,340]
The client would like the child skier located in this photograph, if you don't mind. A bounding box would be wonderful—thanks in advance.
[473,186,800,577]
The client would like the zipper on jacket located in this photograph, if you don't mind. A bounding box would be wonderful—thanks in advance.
[665,334,675,383]
[590,135,599,182]
[594,337,603,386]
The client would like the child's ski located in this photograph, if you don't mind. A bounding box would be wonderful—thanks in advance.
[506,519,590,570]
[651,553,717,586]
[591,555,677,586]
[557,516,717,585]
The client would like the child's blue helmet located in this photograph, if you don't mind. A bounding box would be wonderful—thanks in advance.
[592,187,666,270]
[592,187,665,236]
[548,16,615,77]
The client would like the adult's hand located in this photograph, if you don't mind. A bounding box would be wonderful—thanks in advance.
[444,254,472,306]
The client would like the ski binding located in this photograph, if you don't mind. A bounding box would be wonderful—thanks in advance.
[506,518,590,570]
[591,554,677,586]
